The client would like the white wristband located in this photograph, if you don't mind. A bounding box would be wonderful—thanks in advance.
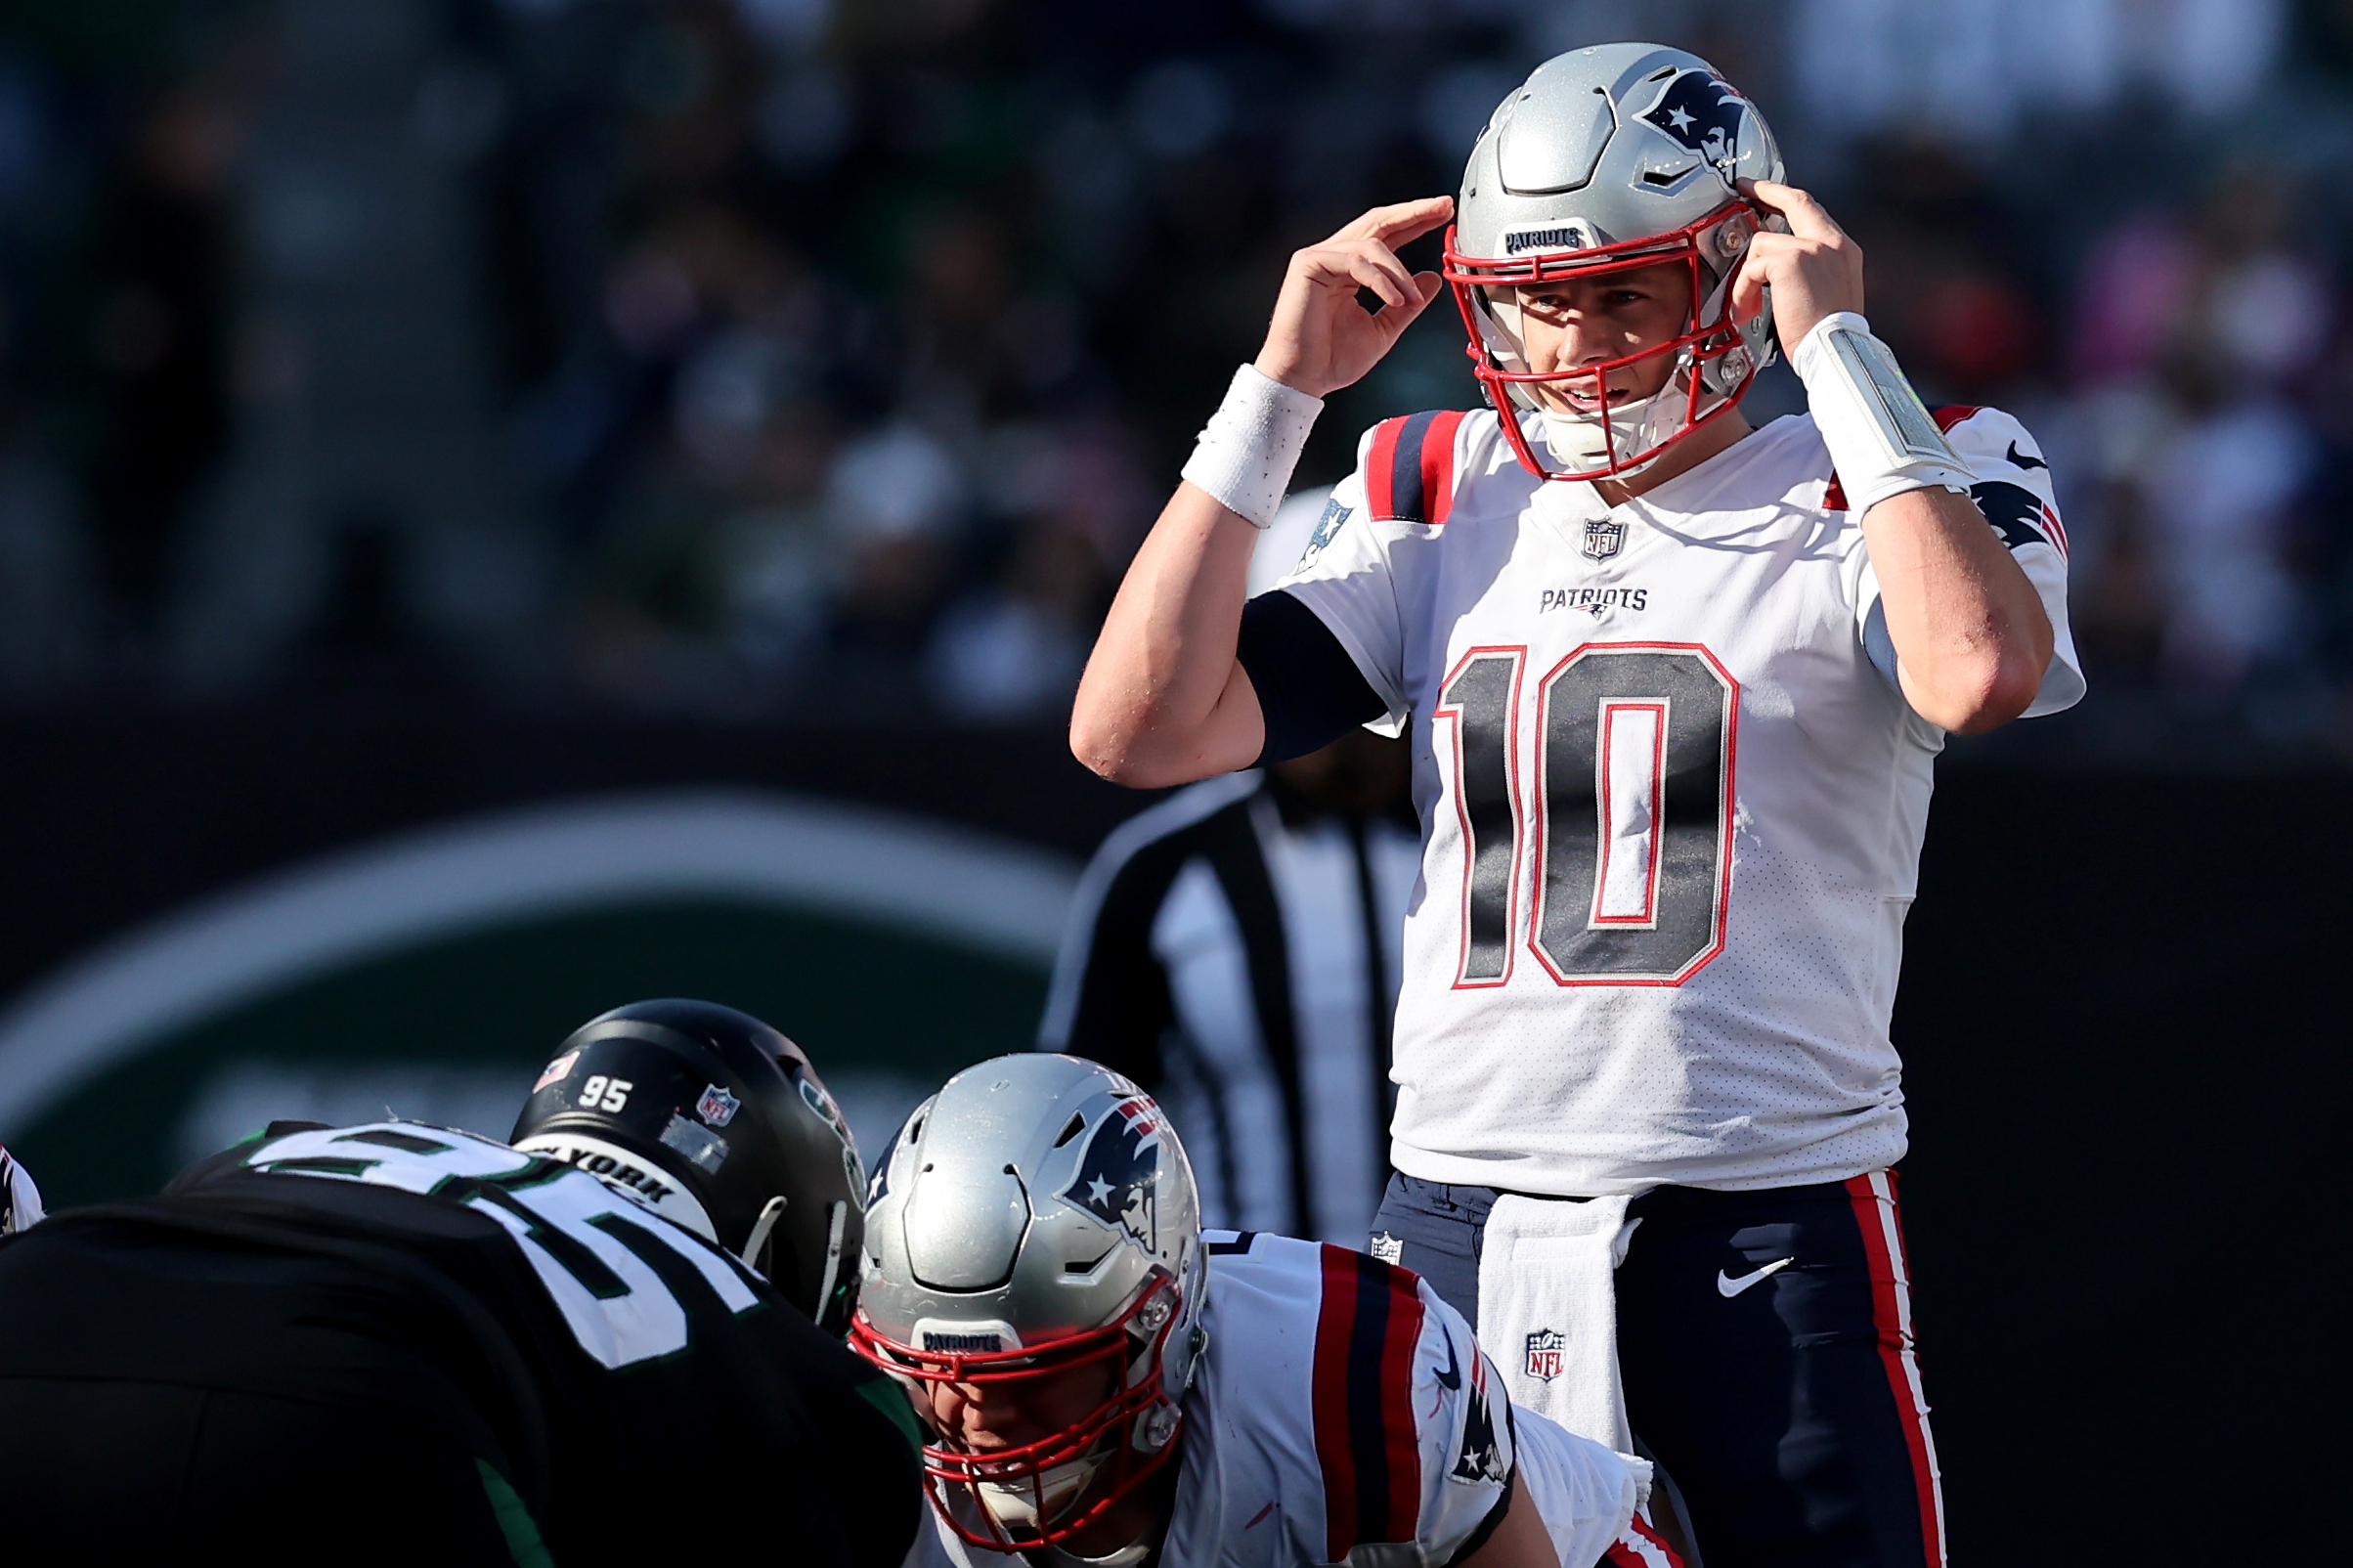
[1180,364,1324,529]
[1792,311,1973,514]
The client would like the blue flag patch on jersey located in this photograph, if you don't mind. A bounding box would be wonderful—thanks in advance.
[1297,494,1352,569]
[1061,1099,1162,1249]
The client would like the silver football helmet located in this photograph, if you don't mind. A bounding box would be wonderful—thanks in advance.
[849,1054,1206,1551]
[1444,42,1786,481]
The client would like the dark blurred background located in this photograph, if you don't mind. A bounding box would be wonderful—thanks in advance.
[6,0,2353,737]
[0,0,2341,1560]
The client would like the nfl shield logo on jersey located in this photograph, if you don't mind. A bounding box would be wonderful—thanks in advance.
[1582,517,1623,560]
[1524,1328,1566,1382]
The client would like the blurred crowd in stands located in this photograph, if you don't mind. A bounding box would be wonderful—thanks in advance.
[1,0,2350,762]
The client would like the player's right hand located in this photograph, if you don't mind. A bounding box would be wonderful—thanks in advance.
[1253,196,1452,400]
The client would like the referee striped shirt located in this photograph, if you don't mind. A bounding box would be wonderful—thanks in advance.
[1038,770,1418,1244]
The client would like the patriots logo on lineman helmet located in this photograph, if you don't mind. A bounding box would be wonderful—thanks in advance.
[1640,71,1746,168]
[1060,1099,1162,1250]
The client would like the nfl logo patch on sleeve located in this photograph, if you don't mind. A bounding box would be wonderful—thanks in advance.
[1524,1328,1566,1382]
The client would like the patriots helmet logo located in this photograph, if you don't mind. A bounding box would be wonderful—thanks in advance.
[1640,71,1747,168]
[1060,1099,1163,1250]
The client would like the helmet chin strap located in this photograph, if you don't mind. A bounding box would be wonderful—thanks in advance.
[740,1194,788,1275]
[1537,392,1674,477]
[1481,288,1695,474]
[979,1450,1113,1532]
[812,1198,850,1326]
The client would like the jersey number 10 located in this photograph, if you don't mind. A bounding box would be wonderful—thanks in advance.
[1435,642,1736,987]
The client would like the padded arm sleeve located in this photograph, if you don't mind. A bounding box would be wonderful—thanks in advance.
[1238,590,1387,764]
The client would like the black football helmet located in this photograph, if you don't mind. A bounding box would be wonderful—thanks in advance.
[511,999,865,1334]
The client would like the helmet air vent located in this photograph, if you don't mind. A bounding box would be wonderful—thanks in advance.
[1496,70,1615,196]
[1053,1112,1087,1149]
[906,1159,1030,1291]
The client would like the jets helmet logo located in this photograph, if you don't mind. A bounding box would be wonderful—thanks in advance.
[1640,71,1746,169]
[1060,1098,1163,1250]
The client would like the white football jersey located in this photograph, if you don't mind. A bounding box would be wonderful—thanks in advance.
[911,1229,1653,1568]
[1273,405,2083,1196]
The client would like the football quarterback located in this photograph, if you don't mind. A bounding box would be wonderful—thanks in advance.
[851,1053,1678,1568]
[1069,41,2082,1568]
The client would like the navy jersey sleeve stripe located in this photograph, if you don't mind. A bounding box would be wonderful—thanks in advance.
[1344,1250,1400,1547]
[1388,411,1439,521]
[1238,590,1387,764]
[1315,1244,1427,1557]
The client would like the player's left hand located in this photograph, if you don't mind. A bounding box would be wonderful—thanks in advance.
[1730,178,1864,359]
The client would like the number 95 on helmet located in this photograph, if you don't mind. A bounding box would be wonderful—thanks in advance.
[849,1054,1206,1551]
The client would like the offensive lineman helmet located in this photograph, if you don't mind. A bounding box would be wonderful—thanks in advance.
[850,1055,1205,1551]
[511,999,866,1333]
[1446,43,1785,481]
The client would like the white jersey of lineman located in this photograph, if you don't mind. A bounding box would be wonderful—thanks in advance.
[912,1230,1658,1568]
[1274,405,2083,1196]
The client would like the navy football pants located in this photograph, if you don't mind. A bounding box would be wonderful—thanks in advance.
[1372,1172,1942,1568]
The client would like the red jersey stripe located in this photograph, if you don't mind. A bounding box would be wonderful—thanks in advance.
[1373,1258,1425,1544]
[1605,1515,1684,1566]
[1845,1172,1947,1568]
[1313,1246,1430,1557]
[1311,1244,1362,1560]
[1364,416,1407,522]
[1421,410,1468,526]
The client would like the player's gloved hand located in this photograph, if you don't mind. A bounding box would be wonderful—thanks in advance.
[1728,179,1866,358]
[1253,196,1452,400]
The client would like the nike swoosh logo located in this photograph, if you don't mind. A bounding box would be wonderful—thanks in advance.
[2006,441,2048,471]
[1717,1257,1796,1298]
[1434,1330,1461,1390]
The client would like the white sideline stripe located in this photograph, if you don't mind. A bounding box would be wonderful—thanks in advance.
[1868,1169,1947,1566]
[0,788,1078,1138]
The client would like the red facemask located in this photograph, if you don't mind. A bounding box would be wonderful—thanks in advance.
[850,1276,1186,1551]
[1443,199,1766,481]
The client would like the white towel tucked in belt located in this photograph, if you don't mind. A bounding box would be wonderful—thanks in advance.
[1475,1193,1640,1451]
